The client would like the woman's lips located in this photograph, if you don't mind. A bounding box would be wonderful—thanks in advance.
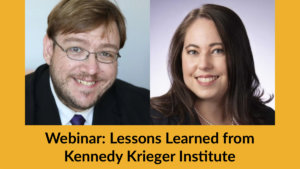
[195,75,219,86]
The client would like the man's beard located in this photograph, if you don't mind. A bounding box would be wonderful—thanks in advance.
[49,67,115,111]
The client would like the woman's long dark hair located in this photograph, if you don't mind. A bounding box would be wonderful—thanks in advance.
[151,4,273,124]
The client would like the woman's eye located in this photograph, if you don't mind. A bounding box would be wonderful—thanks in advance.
[68,47,83,53]
[187,50,198,55]
[212,49,224,54]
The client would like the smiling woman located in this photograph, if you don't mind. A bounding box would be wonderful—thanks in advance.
[150,4,275,125]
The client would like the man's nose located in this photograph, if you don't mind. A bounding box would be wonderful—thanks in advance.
[81,53,100,75]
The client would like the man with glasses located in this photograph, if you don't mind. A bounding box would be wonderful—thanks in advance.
[25,0,150,125]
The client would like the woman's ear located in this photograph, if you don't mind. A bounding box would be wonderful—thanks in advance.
[43,35,54,65]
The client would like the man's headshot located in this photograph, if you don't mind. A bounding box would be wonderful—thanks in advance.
[25,0,150,125]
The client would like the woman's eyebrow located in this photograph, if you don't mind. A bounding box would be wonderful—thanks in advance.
[184,42,223,49]
[209,42,223,47]
[185,44,199,49]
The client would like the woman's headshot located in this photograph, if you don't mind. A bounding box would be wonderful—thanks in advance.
[150,2,275,125]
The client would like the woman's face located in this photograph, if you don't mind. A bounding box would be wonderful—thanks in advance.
[182,18,228,102]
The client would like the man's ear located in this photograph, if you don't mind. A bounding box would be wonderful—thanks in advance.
[43,35,54,65]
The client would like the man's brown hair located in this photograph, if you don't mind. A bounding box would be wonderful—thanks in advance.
[47,0,126,48]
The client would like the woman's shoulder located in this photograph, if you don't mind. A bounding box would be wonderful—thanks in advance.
[251,103,275,125]
[150,107,201,125]
[150,108,179,125]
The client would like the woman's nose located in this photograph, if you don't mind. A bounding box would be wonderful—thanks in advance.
[197,52,213,70]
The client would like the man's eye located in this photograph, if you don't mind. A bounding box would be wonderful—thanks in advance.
[212,49,224,54]
[99,51,113,57]
[187,50,198,55]
[68,47,83,53]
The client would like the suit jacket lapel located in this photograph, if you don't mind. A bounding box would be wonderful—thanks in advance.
[35,67,61,125]
[92,83,119,125]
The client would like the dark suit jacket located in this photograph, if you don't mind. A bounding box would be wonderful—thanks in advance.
[26,64,151,125]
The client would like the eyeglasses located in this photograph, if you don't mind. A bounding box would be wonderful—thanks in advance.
[52,39,121,64]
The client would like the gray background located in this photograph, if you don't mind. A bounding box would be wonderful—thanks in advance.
[25,0,150,89]
[150,0,275,109]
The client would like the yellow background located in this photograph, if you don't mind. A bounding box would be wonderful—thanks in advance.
[0,0,299,168]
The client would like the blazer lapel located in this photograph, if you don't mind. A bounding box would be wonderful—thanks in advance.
[92,84,120,125]
[35,68,61,125]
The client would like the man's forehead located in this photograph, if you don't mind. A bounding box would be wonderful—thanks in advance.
[58,25,118,41]
[56,23,120,49]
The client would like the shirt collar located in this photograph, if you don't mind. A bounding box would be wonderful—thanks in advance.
[49,77,94,125]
